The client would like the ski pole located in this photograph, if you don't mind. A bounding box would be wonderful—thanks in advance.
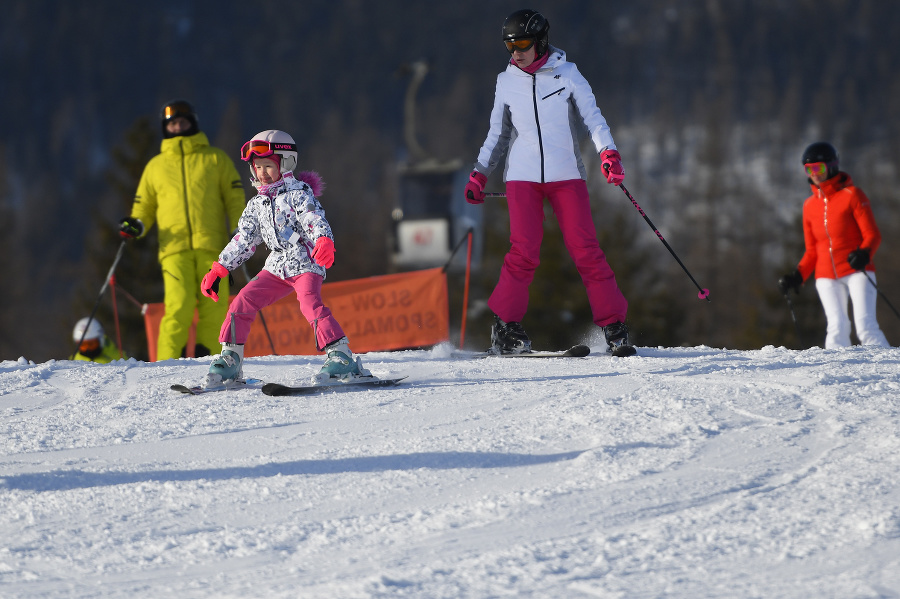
[862,271,900,320]
[612,178,710,301]
[466,190,506,201]
[109,274,124,359]
[783,291,798,327]
[781,289,804,347]
[74,240,128,357]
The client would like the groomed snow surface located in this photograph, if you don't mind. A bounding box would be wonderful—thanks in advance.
[2,341,900,598]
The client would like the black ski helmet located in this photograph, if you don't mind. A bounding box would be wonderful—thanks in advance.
[160,99,200,138]
[502,9,550,58]
[802,142,839,179]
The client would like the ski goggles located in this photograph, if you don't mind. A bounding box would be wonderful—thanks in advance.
[162,101,194,121]
[78,338,101,354]
[504,38,535,53]
[240,139,297,162]
[804,162,829,178]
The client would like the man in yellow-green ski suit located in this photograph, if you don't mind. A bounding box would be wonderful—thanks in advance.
[119,100,246,360]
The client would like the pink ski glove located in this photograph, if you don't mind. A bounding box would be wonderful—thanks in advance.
[600,149,625,185]
[464,171,488,204]
[311,236,335,268]
[201,262,229,302]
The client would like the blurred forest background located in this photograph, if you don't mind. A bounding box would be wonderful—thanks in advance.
[2,0,900,362]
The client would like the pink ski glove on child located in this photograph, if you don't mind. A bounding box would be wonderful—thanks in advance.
[600,149,625,185]
[201,262,230,302]
[311,236,335,268]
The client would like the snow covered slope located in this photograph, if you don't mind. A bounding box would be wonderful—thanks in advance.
[2,343,900,598]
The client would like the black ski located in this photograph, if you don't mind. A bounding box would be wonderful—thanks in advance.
[453,344,590,359]
[609,344,637,357]
[171,378,265,395]
[261,376,408,396]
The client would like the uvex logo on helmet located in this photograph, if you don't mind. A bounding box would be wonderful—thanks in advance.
[272,143,294,151]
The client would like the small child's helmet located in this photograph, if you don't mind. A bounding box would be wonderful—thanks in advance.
[240,130,298,186]
[73,317,104,343]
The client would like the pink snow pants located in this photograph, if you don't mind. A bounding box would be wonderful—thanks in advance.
[487,179,628,327]
[219,270,345,351]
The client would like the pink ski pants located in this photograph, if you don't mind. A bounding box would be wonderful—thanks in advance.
[487,179,628,327]
[219,270,345,351]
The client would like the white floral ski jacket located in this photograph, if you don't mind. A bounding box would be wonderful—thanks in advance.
[217,173,333,279]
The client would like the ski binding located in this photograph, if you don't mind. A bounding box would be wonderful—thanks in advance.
[171,377,264,395]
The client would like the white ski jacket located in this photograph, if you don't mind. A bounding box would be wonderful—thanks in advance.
[217,174,333,279]
[474,46,616,183]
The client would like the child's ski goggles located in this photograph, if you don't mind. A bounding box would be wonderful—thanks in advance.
[504,38,535,53]
[240,139,297,162]
[78,338,101,355]
[804,162,829,178]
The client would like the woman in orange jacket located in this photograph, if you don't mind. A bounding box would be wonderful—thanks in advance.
[779,142,889,348]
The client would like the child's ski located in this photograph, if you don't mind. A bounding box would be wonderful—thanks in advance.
[261,376,407,396]
[170,378,265,395]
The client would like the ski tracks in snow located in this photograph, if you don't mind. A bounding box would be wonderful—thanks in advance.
[1,345,900,597]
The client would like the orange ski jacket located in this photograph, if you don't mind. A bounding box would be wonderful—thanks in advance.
[797,172,880,281]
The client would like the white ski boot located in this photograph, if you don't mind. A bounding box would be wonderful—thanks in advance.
[205,343,244,388]
[313,337,371,384]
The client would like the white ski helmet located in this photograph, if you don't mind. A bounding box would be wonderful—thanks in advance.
[240,129,298,187]
[73,317,104,343]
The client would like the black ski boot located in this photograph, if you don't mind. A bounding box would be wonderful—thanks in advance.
[603,322,636,357]
[491,315,532,354]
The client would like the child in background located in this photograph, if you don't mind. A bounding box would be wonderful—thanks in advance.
[199,129,367,388]
[71,317,126,363]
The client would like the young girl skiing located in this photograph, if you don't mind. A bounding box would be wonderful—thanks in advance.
[199,129,367,388]
[465,9,634,356]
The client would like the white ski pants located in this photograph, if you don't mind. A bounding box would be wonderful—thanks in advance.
[815,272,890,349]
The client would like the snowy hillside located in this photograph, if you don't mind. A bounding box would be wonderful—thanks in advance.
[2,341,900,598]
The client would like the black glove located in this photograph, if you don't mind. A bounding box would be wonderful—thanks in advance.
[847,249,870,271]
[778,269,803,294]
[119,217,144,239]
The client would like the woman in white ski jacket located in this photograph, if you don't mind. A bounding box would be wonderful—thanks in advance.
[465,9,633,356]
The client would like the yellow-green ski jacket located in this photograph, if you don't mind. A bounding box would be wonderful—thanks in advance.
[132,132,246,261]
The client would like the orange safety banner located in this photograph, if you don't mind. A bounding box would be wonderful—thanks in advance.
[142,268,449,361]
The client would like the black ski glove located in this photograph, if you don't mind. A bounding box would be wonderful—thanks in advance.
[119,217,144,239]
[778,269,802,294]
[847,249,870,271]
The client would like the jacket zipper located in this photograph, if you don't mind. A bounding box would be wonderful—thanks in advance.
[268,197,285,251]
[179,139,195,250]
[531,74,545,183]
[819,187,839,276]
